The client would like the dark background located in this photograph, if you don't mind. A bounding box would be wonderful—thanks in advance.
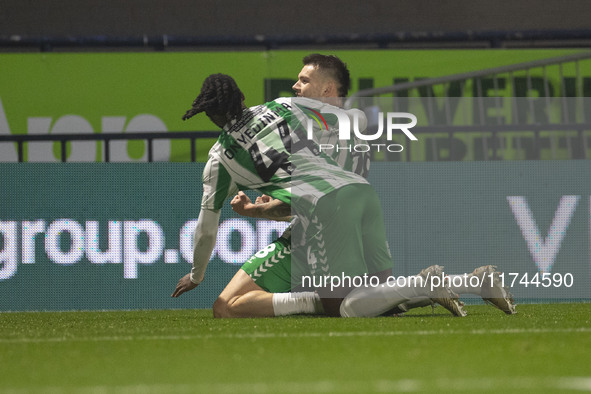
[2,0,590,49]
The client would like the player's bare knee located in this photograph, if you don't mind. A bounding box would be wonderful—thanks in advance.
[213,296,244,318]
[212,296,231,318]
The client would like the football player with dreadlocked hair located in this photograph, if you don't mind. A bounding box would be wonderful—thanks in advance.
[172,69,472,317]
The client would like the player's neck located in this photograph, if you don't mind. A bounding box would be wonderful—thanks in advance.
[318,96,343,107]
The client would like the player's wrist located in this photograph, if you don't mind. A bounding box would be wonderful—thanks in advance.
[190,272,202,285]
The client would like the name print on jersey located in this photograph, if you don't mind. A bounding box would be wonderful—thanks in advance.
[221,101,293,161]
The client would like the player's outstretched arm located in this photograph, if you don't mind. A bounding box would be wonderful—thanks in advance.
[231,191,292,221]
[171,208,221,297]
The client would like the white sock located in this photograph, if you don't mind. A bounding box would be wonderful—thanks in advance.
[272,292,323,316]
[340,276,428,317]
[448,274,481,296]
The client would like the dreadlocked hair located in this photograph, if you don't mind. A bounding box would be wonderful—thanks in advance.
[182,73,244,121]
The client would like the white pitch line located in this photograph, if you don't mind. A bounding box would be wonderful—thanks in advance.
[0,327,590,344]
[1,377,591,394]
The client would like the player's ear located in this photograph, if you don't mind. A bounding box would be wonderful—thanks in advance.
[324,80,337,97]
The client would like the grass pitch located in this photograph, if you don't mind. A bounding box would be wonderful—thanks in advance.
[1,303,590,393]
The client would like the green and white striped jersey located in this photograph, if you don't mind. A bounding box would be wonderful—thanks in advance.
[291,97,370,180]
[201,97,369,212]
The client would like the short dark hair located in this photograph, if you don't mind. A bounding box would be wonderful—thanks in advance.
[302,54,351,97]
[182,73,244,121]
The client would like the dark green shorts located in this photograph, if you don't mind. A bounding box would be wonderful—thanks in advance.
[240,236,292,293]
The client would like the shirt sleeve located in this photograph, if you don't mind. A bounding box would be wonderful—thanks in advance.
[201,154,239,211]
[189,208,221,284]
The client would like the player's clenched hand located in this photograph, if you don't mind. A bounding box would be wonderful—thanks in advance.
[255,194,273,204]
[231,191,290,221]
[231,191,257,217]
[171,273,198,297]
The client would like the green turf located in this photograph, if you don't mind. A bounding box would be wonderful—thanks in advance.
[1,303,590,393]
